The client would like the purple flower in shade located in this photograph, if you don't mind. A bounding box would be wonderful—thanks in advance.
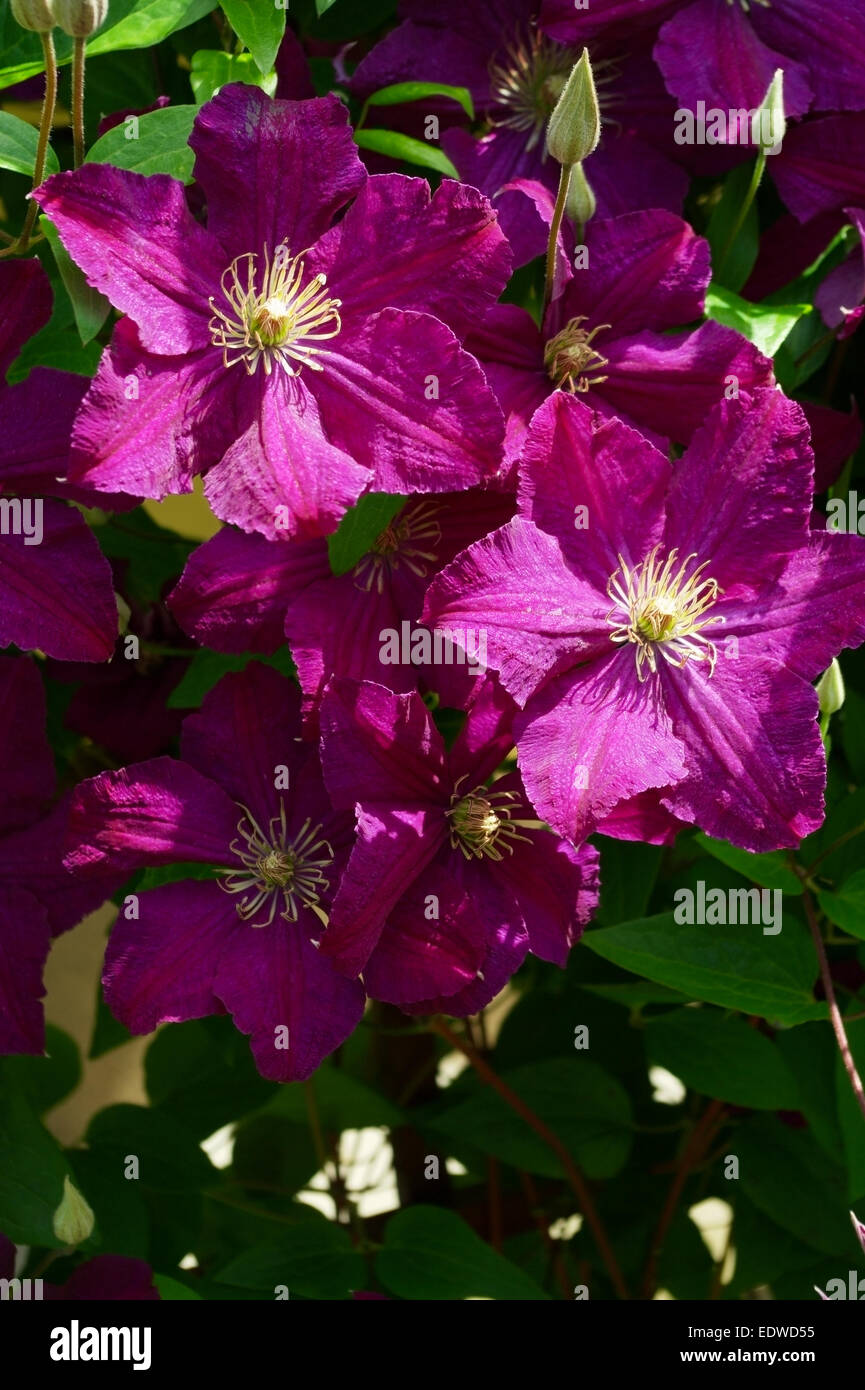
[169,489,515,731]
[350,0,687,268]
[653,0,865,136]
[62,664,365,1081]
[35,85,510,542]
[0,1234,159,1300]
[318,676,599,1011]
[0,656,119,1055]
[772,114,865,224]
[424,387,865,853]
[815,208,865,341]
[465,209,772,474]
[0,260,117,662]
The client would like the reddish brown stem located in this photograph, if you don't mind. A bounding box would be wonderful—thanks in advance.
[800,885,865,1123]
[642,1098,726,1300]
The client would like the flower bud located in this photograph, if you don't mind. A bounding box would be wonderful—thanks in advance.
[52,0,109,37]
[546,48,601,167]
[756,68,786,155]
[52,1176,95,1247]
[10,0,55,31]
[566,161,596,229]
[817,657,845,718]
[851,1210,865,1257]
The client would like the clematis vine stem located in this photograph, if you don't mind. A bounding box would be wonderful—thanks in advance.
[543,161,572,312]
[429,1014,630,1299]
[16,29,57,252]
[72,35,87,167]
[795,869,865,1123]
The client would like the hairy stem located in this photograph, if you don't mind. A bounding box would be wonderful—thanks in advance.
[543,162,572,313]
[17,31,57,252]
[72,36,87,169]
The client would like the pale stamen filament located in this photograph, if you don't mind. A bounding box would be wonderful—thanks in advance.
[219,798,334,927]
[607,544,725,681]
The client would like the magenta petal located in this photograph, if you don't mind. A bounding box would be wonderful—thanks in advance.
[518,392,670,587]
[309,174,510,341]
[37,165,224,354]
[69,321,228,499]
[0,799,122,937]
[203,372,369,541]
[447,674,518,788]
[59,1256,159,1301]
[213,922,365,1082]
[0,886,50,1054]
[515,652,688,844]
[320,680,445,808]
[597,789,685,846]
[0,259,52,376]
[322,804,447,977]
[363,863,488,1005]
[660,659,826,852]
[424,516,609,707]
[190,86,365,263]
[564,211,710,336]
[314,309,504,494]
[598,322,773,445]
[64,757,240,877]
[169,527,329,653]
[802,398,862,493]
[0,655,54,833]
[754,0,865,113]
[103,879,238,1034]
[0,367,88,496]
[772,114,865,223]
[663,388,812,599]
[496,829,600,967]
[0,499,116,662]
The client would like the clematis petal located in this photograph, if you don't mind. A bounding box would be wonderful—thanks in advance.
[320,679,446,808]
[514,651,688,844]
[64,757,240,877]
[0,654,54,833]
[103,879,239,1034]
[58,1256,160,1301]
[0,367,88,496]
[190,85,365,264]
[0,259,52,376]
[169,527,329,653]
[0,886,51,1055]
[0,499,117,662]
[36,165,225,354]
[213,920,365,1082]
[772,114,865,223]
[498,830,600,967]
[753,0,865,113]
[0,798,123,937]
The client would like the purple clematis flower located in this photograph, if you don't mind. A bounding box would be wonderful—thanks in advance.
[815,208,865,341]
[62,663,365,1081]
[424,387,865,852]
[36,84,510,542]
[318,676,599,1010]
[653,0,865,133]
[466,208,772,472]
[0,260,117,662]
[0,1234,159,1300]
[170,489,514,730]
[351,0,687,267]
[772,114,865,223]
[0,656,118,1055]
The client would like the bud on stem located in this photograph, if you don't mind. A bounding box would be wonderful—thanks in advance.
[545,48,601,167]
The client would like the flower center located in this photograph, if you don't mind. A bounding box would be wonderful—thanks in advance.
[489,29,621,150]
[209,243,342,377]
[446,777,532,862]
[219,800,333,927]
[544,316,611,393]
[727,0,770,10]
[607,545,724,681]
[352,500,442,594]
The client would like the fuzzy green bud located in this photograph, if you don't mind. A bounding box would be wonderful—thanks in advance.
[546,48,601,167]
[10,0,55,31]
[566,161,596,229]
[52,1176,95,1247]
[756,68,786,155]
[817,657,845,718]
[52,0,109,37]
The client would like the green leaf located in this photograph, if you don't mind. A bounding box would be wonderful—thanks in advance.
[85,105,198,182]
[265,1063,404,1130]
[3,1025,81,1114]
[818,867,865,940]
[706,161,760,293]
[353,129,459,178]
[154,1274,202,1299]
[594,835,664,925]
[0,108,58,177]
[644,1008,800,1109]
[93,507,194,608]
[581,912,825,1025]
[364,81,474,120]
[0,1072,70,1246]
[705,283,810,357]
[377,1206,549,1300]
[734,1115,853,1255]
[221,0,286,74]
[835,1015,865,1199]
[89,981,134,1059]
[145,1019,273,1139]
[215,1221,365,1299]
[232,1115,320,1199]
[190,49,278,105]
[40,217,110,345]
[427,1058,633,1180]
[85,1104,215,1192]
[315,0,340,13]
[776,1023,845,1160]
[694,833,803,894]
[166,648,296,709]
[327,492,404,575]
